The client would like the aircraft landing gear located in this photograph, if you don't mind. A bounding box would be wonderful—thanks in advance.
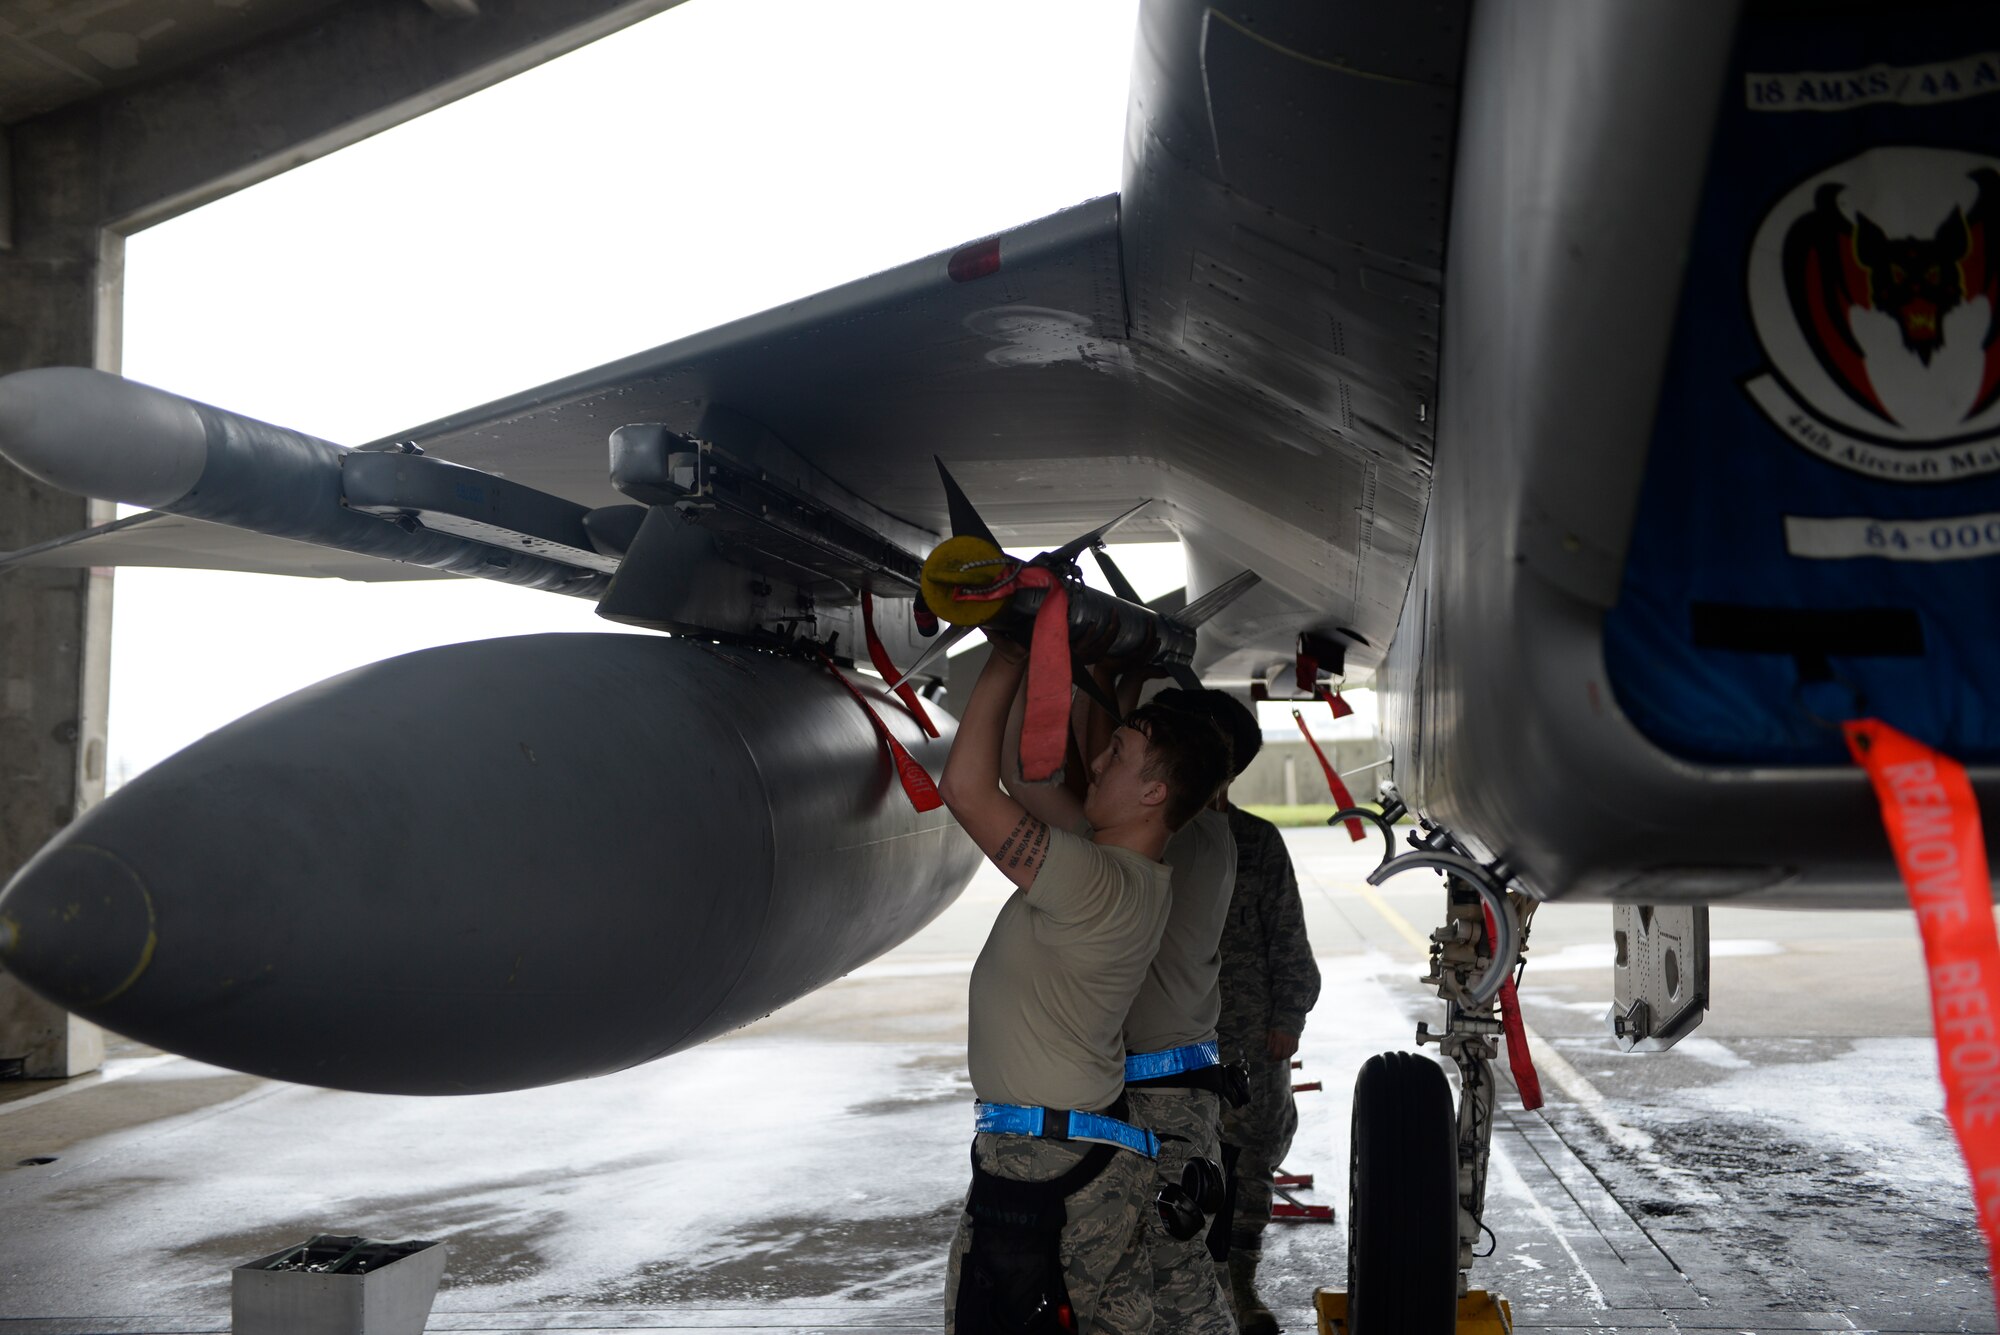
[1326,804,1525,1335]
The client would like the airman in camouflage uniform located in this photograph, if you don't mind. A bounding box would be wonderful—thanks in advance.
[1126,1083,1229,1331]
[1216,806,1320,1335]
[1124,799,1236,1335]
[1119,688,1253,1335]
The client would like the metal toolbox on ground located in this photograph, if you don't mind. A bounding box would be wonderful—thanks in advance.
[231,1234,447,1335]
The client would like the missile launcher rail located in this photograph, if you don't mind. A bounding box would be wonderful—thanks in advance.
[610,424,927,601]
[341,445,623,575]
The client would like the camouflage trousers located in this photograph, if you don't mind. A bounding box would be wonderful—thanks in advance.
[945,1132,1153,1335]
[1217,1053,1298,1252]
[1127,1086,1234,1335]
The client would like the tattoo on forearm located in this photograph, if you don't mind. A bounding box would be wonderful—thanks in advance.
[1021,821,1048,870]
[995,814,1029,863]
[995,814,1051,873]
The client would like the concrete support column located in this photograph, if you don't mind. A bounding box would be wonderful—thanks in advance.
[0,111,113,1078]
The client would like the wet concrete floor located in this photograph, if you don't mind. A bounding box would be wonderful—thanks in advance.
[0,828,1990,1333]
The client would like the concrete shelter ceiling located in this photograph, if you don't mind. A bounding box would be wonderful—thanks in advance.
[0,0,383,125]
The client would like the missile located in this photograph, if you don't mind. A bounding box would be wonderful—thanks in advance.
[0,368,605,594]
[0,633,977,1094]
[891,460,1262,694]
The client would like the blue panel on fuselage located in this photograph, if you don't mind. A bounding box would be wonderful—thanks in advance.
[1605,3,2000,764]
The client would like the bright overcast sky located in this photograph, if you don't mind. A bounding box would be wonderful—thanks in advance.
[110,0,1363,783]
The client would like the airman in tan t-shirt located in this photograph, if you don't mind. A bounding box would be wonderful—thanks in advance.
[968,826,1172,1111]
[935,632,1233,1335]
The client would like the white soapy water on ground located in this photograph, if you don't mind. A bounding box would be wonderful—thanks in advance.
[1665,1037,1956,1193]
[1526,939,1785,972]
[0,1039,981,1314]
[1668,1037,1754,1071]
[1484,1138,1608,1309]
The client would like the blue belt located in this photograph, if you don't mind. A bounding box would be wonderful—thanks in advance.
[974,1102,1159,1158]
[1124,1041,1221,1082]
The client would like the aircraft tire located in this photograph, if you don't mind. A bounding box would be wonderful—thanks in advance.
[1346,1050,1457,1334]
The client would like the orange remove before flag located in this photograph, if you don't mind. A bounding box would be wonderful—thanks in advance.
[1845,717,2000,1319]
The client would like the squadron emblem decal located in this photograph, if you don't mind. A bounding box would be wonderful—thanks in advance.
[1744,146,2000,481]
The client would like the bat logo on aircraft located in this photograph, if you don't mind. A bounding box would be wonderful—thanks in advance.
[1744,147,2000,481]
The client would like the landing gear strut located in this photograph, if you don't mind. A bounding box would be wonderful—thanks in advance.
[1335,796,1526,1334]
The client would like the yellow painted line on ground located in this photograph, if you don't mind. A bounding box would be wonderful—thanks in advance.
[1352,881,1431,955]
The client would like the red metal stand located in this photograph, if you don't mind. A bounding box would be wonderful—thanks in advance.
[1271,1182,1335,1223]
[1270,1061,1336,1223]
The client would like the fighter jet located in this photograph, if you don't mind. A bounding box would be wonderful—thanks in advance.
[3,1,1996,1328]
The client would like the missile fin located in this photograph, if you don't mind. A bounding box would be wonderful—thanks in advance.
[884,621,974,690]
[1047,499,1150,567]
[1175,568,1261,630]
[1090,546,1144,604]
[934,457,1001,548]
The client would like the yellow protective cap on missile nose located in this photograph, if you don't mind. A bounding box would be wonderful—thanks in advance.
[922,534,1011,627]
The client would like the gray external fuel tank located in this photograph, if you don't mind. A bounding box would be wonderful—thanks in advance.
[0,633,978,1094]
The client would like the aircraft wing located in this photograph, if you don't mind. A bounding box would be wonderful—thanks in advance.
[375,198,1144,535]
[378,185,1431,678]
[372,183,1424,679]
[7,185,1434,681]
[0,200,1131,567]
